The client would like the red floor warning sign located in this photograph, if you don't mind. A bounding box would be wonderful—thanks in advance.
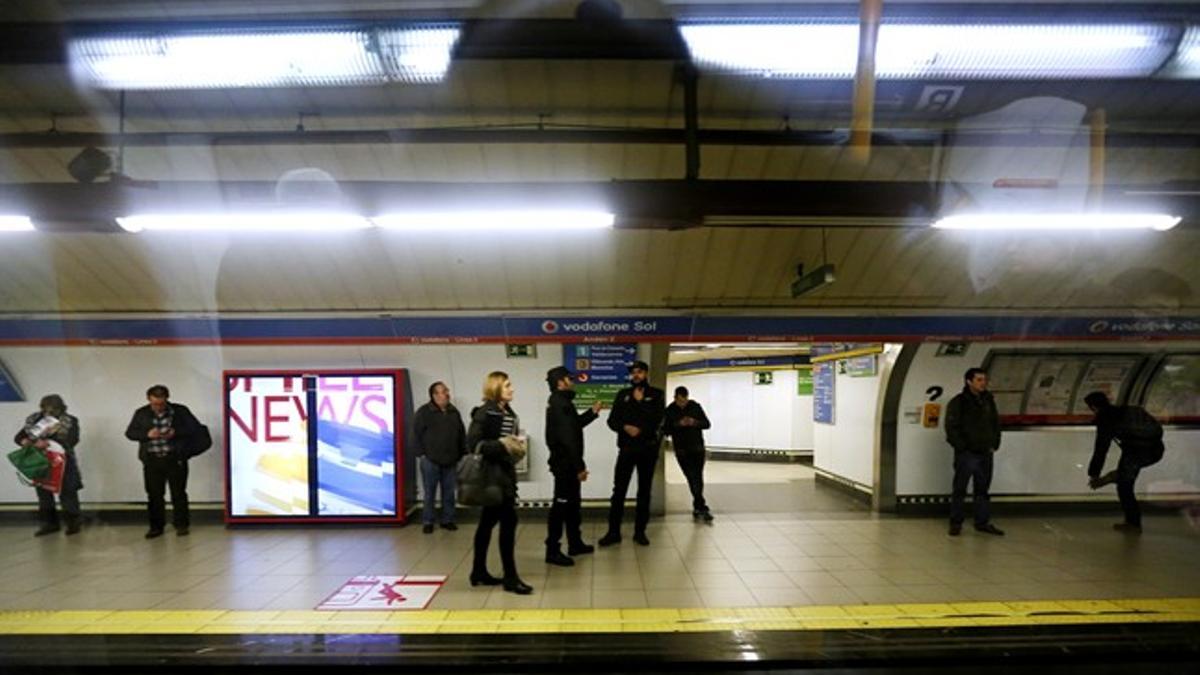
[317,575,447,611]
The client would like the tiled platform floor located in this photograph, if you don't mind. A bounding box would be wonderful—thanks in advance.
[0,509,1196,613]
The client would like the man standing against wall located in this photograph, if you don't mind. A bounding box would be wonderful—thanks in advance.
[1084,391,1165,534]
[944,368,1005,537]
[125,385,203,539]
[413,381,468,534]
[664,386,714,522]
[599,360,666,547]
[544,366,603,566]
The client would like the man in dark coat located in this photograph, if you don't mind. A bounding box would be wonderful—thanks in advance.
[664,385,713,522]
[543,366,603,566]
[599,360,666,547]
[1085,391,1165,533]
[944,367,1005,537]
[125,384,203,539]
[412,381,468,533]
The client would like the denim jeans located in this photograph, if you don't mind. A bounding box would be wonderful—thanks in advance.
[420,456,458,525]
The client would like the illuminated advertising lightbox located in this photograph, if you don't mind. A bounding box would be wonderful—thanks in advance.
[224,370,407,523]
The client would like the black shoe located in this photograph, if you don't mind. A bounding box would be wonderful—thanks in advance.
[469,571,502,587]
[422,524,434,534]
[975,523,1005,536]
[1113,523,1142,534]
[567,543,595,556]
[699,510,714,523]
[633,532,650,546]
[176,527,190,537]
[34,524,60,537]
[145,529,164,539]
[503,577,534,595]
[65,522,81,536]
[440,523,458,531]
[598,532,621,547]
[545,550,575,567]
[949,523,962,536]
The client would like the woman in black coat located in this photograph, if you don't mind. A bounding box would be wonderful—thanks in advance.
[14,394,83,536]
[466,371,532,595]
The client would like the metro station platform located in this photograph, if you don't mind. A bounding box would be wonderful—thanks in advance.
[1,506,1197,671]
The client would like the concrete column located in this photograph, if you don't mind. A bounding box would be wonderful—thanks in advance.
[649,342,670,517]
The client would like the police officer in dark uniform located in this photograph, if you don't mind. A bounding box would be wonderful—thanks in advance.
[544,366,603,566]
[599,360,666,547]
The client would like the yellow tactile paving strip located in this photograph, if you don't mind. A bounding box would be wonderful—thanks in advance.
[0,599,1197,635]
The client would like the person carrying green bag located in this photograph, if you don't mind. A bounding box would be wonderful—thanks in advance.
[13,395,83,537]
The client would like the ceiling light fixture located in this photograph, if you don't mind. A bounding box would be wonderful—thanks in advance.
[1160,25,1200,78]
[931,214,1182,231]
[372,210,615,231]
[680,21,1180,79]
[68,25,460,89]
[116,213,374,233]
[0,216,35,232]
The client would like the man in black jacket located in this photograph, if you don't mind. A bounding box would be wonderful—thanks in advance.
[544,366,603,566]
[1084,391,1165,533]
[599,360,666,547]
[944,368,1005,537]
[413,381,468,534]
[664,386,713,522]
[125,385,202,539]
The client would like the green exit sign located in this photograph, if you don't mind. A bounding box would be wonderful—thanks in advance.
[506,344,537,358]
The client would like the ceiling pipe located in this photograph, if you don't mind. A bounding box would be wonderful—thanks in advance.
[2,127,1197,150]
[849,0,883,164]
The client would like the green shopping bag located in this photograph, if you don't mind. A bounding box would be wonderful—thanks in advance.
[7,445,50,482]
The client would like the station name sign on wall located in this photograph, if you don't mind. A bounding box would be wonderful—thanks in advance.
[1,315,1199,346]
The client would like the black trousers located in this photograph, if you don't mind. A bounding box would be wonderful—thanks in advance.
[37,486,81,527]
[607,446,658,536]
[674,447,708,513]
[1115,444,1162,527]
[547,471,584,551]
[143,455,190,530]
[949,451,993,527]
[474,498,518,579]
[37,453,81,527]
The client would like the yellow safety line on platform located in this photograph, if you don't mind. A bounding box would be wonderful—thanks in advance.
[0,599,1197,635]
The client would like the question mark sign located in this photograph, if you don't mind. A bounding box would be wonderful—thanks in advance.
[926,386,944,402]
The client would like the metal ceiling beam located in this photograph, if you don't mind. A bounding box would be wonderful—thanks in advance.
[3,127,1198,149]
[1,180,1195,230]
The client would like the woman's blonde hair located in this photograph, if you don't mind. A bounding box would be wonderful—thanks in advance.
[482,371,510,402]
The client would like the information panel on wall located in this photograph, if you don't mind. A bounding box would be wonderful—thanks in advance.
[811,345,838,425]
[225,370,406,524]
[564,343,637,408]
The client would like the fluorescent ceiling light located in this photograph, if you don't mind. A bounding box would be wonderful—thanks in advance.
[372,210,615,231]
[931,214,1181,231]
[680,22,1178,79]
[117,213,373,233]
[1160,26,1200,78]
[376,27,461,84]
[68,25,459,89]
[0,215,35,232]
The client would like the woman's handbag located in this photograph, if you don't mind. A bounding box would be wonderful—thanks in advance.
[456,443,503,507]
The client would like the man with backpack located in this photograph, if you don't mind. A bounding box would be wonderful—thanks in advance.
[1084,391,1165,533]
[125,385,211,539]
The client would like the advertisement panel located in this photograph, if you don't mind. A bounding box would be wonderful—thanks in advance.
[227,375,311,517]
[225,370,405,523]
